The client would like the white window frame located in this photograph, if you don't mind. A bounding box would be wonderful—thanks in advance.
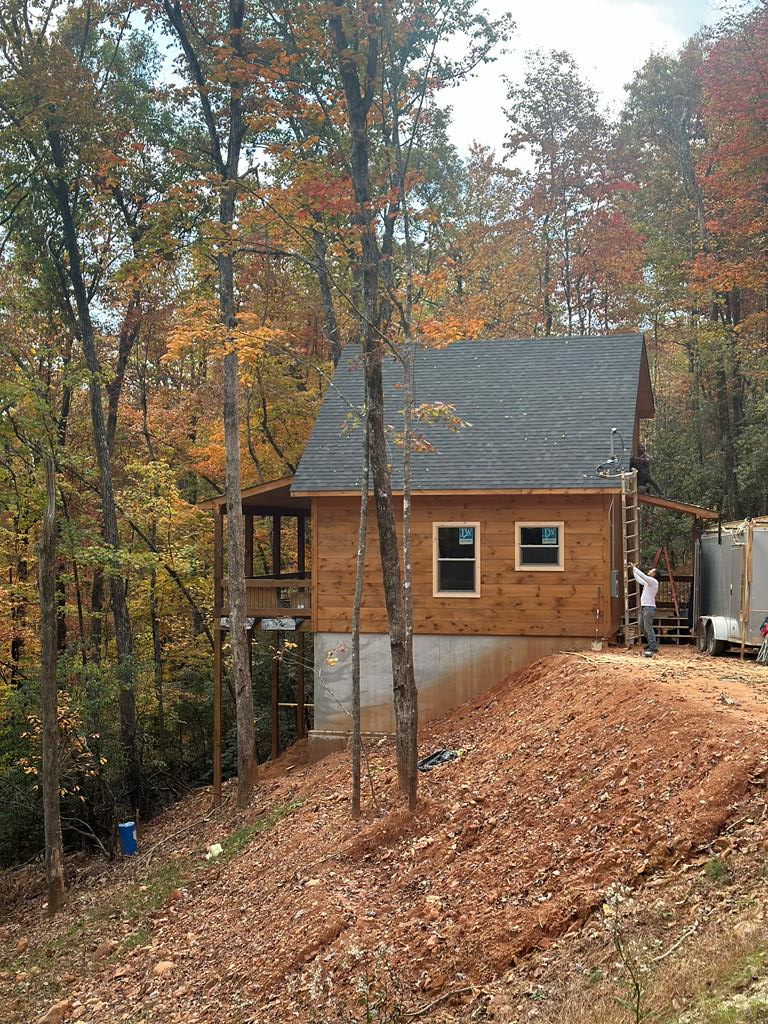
[515,521,565,572]
[432,522,481,597]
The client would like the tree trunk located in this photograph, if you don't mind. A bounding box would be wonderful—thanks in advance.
[161,0,258,807]
[350,387,369,819]
[220,1,257,806]
[329,4,418,807]
[222,341,258,805]
[312,226,343,365]
[39,457,66,915]
[47,130,141,813]
[399,346,418,809]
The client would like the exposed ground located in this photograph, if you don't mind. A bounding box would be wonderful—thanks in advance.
[3,648,768,1024]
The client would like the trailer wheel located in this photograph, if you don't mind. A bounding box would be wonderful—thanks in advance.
[705,622,726,657]
[697,620,708,653]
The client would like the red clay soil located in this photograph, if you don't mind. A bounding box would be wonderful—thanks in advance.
[5,649,768,1024]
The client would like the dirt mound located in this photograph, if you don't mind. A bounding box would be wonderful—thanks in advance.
[5,649,768,1023]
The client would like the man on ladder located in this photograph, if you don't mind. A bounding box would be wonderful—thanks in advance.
[628,562,659,657]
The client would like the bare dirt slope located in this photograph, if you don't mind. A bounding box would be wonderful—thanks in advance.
[4,649,768,1024]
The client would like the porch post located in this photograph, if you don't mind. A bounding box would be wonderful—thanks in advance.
[213,508,224,807]
[271,631,280,759]
[244,512,253,577]
[297,513,306,578]
[296,630,305,739]
[272,513,282,577]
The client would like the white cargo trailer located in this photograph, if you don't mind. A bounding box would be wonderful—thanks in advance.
[697,517,768,656]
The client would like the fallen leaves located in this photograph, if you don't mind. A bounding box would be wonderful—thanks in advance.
[4,650,768,1023]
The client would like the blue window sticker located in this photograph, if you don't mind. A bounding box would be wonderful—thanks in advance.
[542,526,559,545]
[458,526,474,546]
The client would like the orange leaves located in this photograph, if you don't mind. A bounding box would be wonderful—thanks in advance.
[418,315,486,346]
[164,299,283,366]
[694,6,768,310]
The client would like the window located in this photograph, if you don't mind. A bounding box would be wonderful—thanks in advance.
[515,522,564,571]
[433,523,481,597]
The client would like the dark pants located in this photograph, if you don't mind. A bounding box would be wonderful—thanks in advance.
[641,606,658,651]
[639,475,662,496]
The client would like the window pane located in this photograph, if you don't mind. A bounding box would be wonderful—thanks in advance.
[519,546,560,566]
[438,559,476,591]
[438,526,475,558]
[519,526,559,547]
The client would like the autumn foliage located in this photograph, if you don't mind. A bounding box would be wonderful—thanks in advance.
[0,0,766,863]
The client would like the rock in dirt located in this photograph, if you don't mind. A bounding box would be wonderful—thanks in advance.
[92,940,117,962]
[37,999,70,1024]
[153,961,176,977]
[15,937,29,954]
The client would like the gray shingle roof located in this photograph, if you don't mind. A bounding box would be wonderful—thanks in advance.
[292,335,651,493]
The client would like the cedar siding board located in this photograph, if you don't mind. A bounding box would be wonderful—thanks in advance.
[314,494,610,637]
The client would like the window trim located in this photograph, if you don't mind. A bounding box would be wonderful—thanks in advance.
[432,522,481,598]
[515,521,565,572]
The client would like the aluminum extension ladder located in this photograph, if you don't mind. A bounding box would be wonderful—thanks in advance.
[621,470,641,645]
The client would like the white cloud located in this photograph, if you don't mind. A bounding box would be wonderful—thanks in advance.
[439,0,712,156]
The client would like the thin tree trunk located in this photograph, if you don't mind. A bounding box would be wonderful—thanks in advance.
[329,3,418,807]
[140,375,166,755]
[162,0,257,807]
[217,8,257,808]
[39,456,66,915]
[10,539,27,686]
[350,388,369,819]
[46,130,140,812]
[312,225,343,365]
[149,566,165,756]
[399,346,417,809]
[542,213,553,336]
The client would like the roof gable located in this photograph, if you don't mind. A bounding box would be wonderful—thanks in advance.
[292,335,653,494]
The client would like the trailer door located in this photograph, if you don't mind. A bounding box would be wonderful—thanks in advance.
[729,541,745,643]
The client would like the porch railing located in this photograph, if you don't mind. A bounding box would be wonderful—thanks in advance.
[222,575,311,619]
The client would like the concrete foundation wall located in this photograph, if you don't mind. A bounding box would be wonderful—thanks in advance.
[312,631,592,739]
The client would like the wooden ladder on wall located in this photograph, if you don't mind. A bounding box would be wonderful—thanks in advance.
[621,470,641,645]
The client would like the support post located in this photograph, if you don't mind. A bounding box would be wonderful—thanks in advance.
[244,512,253,577]
[297,513,306,578]
[272,513,281,578]
[271,631,280,759]
[213,509,224,807]
[296,630,305,739]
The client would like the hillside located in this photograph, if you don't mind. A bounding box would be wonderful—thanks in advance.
[4,649,768,1024]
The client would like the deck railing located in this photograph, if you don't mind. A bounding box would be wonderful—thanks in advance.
[222,575,311,619]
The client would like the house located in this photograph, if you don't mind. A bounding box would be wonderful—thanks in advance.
[202,335,718,768]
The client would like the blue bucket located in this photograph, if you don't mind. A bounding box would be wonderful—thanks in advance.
[118,821,137,856]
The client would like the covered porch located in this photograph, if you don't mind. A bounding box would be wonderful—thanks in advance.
[638,493,718,642]
[199,476,312,621]
[199,477,313,802]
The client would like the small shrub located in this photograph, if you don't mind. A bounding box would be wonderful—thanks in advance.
[704,858,733,886]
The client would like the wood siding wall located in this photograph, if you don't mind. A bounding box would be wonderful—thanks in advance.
[314,493,613,637]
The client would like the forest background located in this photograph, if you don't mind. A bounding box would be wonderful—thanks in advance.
[0,0,765,869]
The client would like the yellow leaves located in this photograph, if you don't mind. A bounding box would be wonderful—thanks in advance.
[164,300,284,366]
[227,315,284,366]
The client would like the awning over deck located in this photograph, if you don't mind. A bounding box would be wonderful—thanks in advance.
[638,494,718,519]
[198,476,310,515]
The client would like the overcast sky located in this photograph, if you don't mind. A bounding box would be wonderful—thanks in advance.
[440,0,729,155]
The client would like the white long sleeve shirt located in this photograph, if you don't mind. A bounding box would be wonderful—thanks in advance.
[633,566,659,608]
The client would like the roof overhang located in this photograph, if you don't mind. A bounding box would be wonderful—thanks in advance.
[198,476,310,514]
[290,486,622,498]
[638,493,718,519]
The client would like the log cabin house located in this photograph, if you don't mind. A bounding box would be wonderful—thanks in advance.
[202,335,717,765]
